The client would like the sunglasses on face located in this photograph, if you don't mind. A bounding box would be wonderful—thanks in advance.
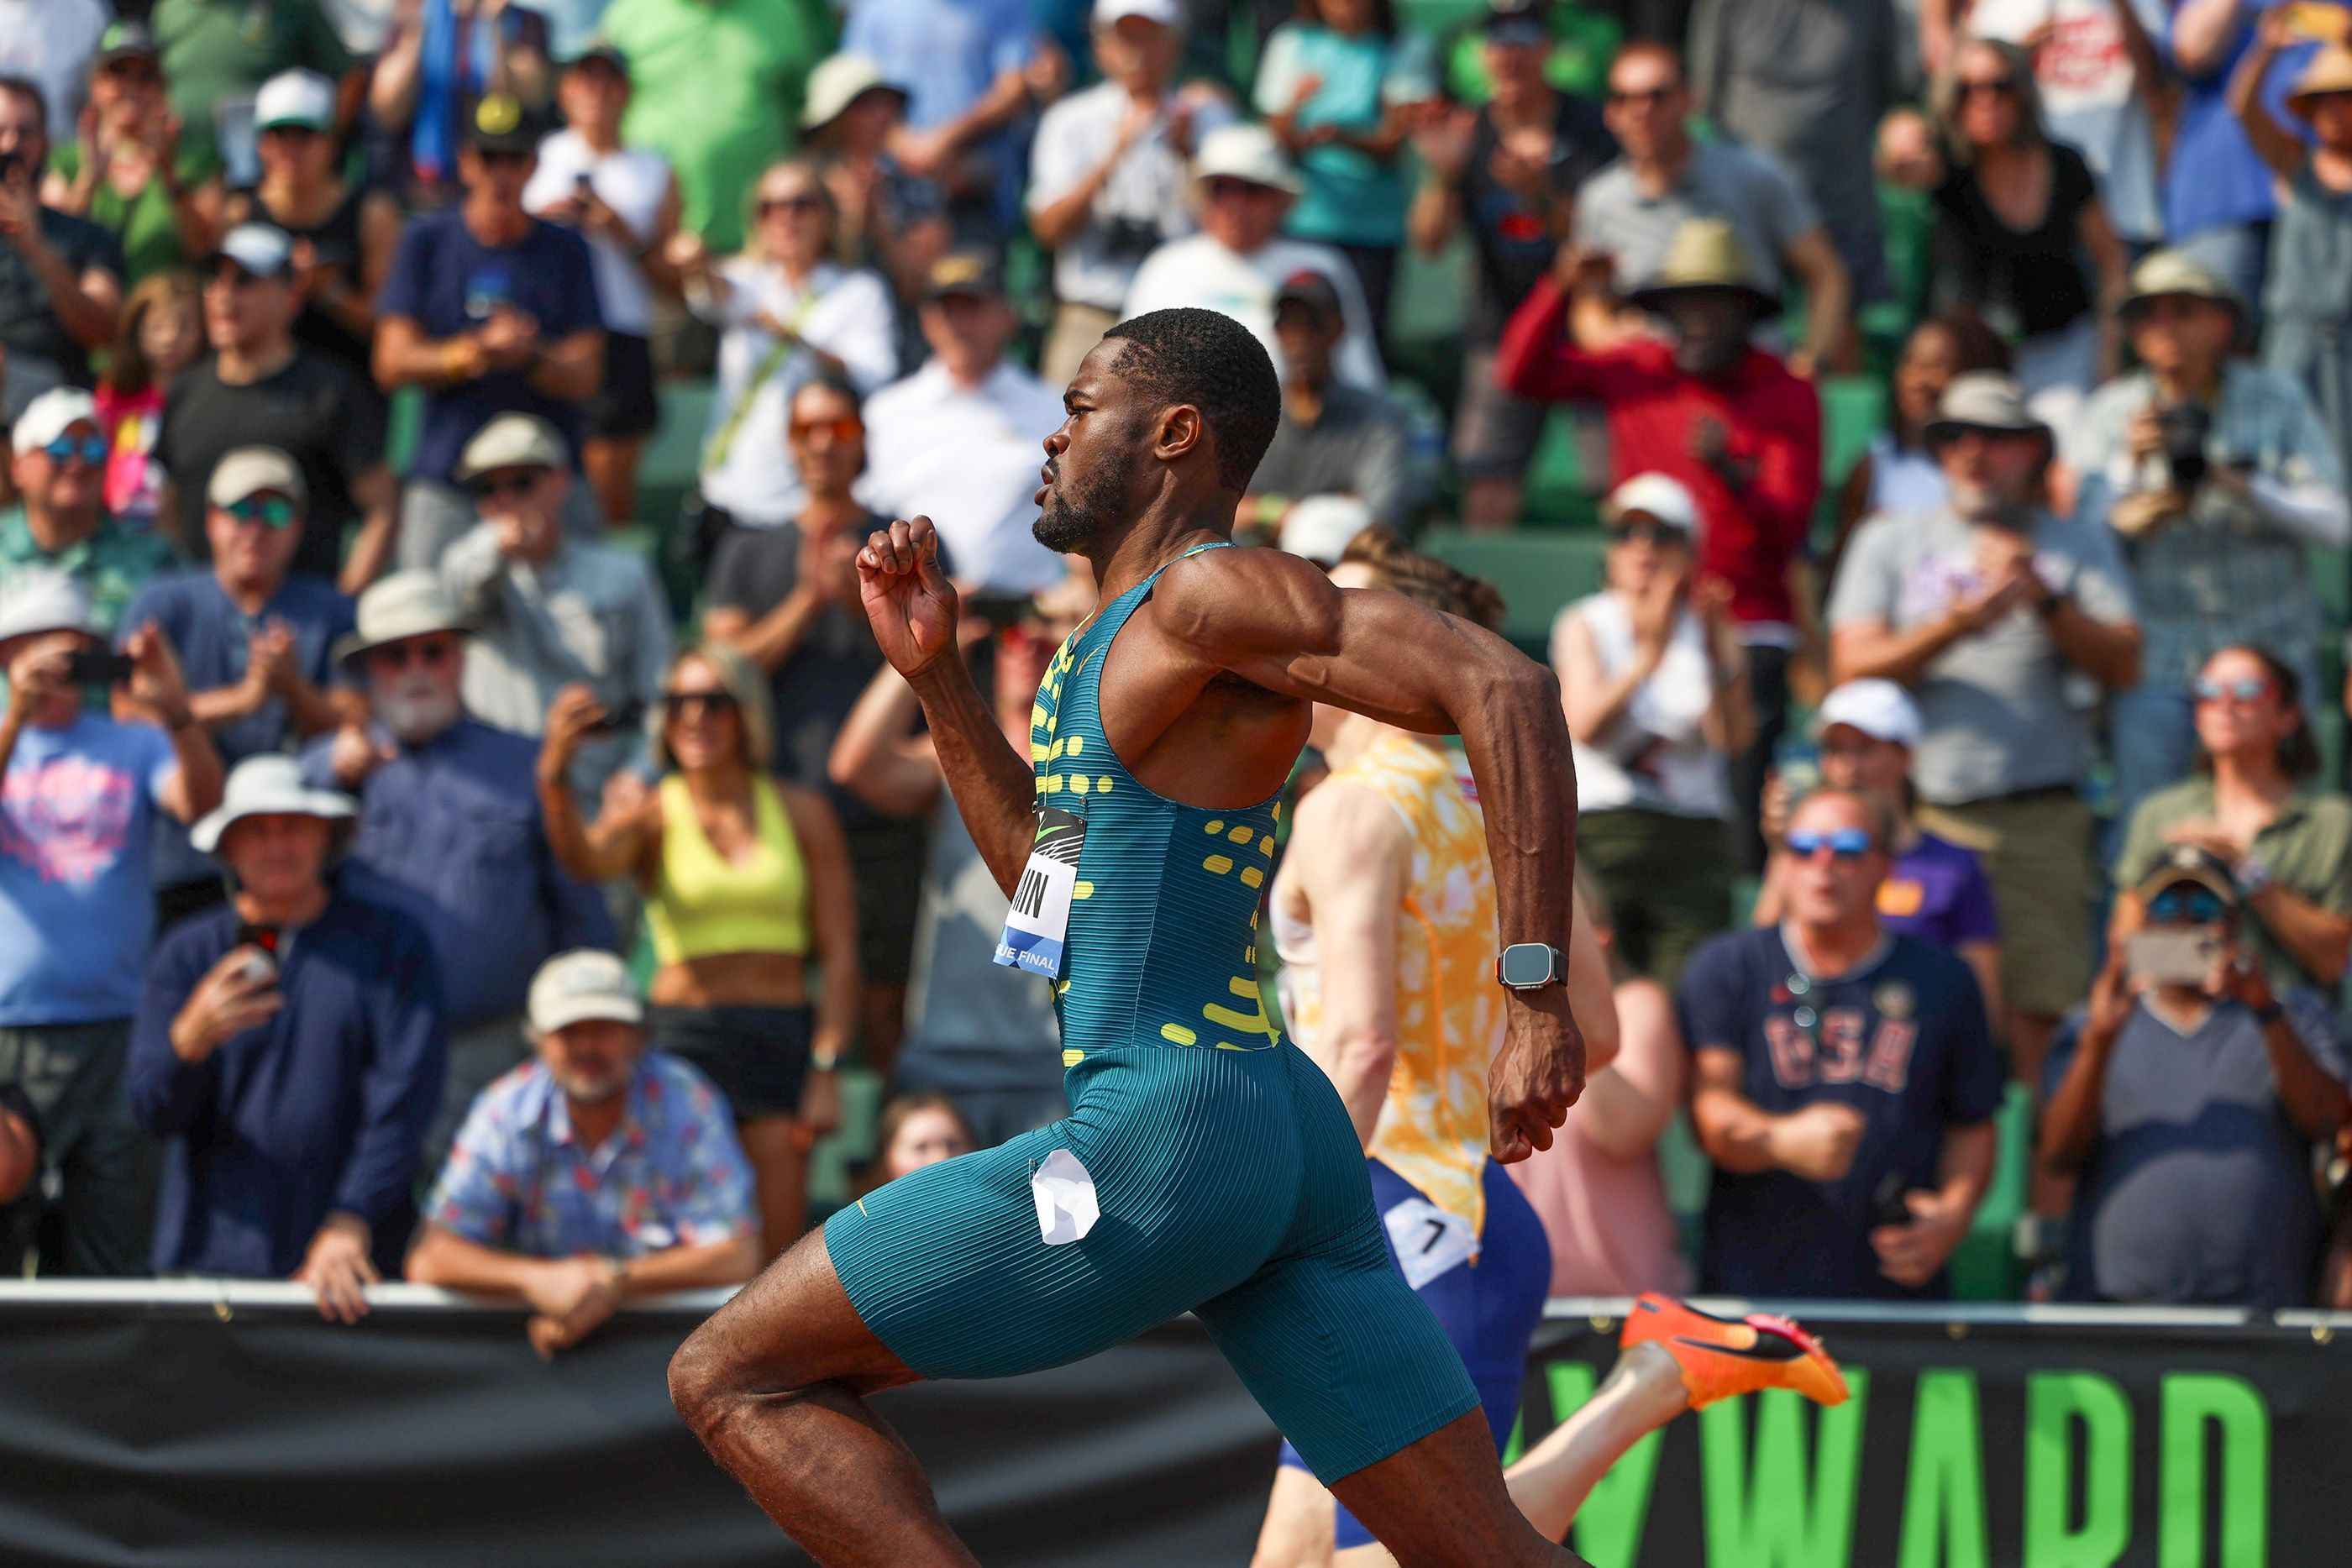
[790,415,863,443]
[41,433,108,467]
[664,689,738,720]
[2193,674,2270,705]
[1786,828,1875,861]
[469,469,543,502]
[1608,85,1676,108]
[223,494,297,530]
[2147,887,2228,925]
[373,637,454,670]
[1609,520,1689,548]
[759,193,822,217]
[1956,76,2018,100]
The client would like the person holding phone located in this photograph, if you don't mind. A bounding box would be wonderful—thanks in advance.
[2042,844,2352,1306]
[0,569,221,1277]
[1550,473,1751,987]
[538,642,860,1256]
[0,387,171,636]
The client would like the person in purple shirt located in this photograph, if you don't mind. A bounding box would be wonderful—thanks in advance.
[1756,679,2003,1030]
[407,948,759,1358]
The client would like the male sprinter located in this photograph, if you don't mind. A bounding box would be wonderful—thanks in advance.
[670,307,1585,1566]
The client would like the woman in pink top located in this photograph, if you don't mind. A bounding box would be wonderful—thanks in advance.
[1509,871,1692,1298]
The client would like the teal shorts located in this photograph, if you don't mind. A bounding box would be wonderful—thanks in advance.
[826,1040,1482,1482]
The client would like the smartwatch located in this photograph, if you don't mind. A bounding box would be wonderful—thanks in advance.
[1494,942,1565,991]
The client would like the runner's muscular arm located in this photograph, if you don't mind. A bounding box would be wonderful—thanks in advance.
[858,518,1038,896]
[1147,547,1586,1158]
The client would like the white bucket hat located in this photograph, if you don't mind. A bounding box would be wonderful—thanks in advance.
[0,572,97,648]
[190,754,356,856]
[1190,123,1304,199]
[528,949,644,1035]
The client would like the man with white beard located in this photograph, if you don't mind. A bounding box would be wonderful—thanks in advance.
[302,570,613,1169]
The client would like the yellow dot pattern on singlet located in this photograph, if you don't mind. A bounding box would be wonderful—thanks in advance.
[1205,820,1225,835]
[1226,825,1254,845]
[1063,1048,1084,1066]
[1205,855,1234,875]
[1067,737,1084,756]
[1074,881,1095,899]
[1240,866,1264,889]
[1161,1023,1197,1045]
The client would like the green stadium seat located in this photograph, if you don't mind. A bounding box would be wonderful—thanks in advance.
[637,380,713,534]
[1520,409,1604,529]
[1419,526,1604,657]
[385,387,423,475]
[807,1067,885,1218]
[1948,1082,2033,1301]
[1819,375,1885,489]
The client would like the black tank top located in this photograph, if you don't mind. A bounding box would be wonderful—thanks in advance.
[241,184,375,383]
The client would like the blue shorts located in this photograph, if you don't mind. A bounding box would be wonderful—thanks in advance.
[1279,1157,1552,1549]
[825,1040,1483,1482]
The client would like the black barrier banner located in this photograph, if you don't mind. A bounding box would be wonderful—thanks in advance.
[1521,1312,2342,1567]
[0,1287,2344,1566]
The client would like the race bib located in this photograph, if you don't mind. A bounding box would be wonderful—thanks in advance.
[1383,1196,1478,1290]
[995,807,1085,979]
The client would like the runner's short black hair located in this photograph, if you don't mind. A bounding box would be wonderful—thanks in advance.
[1100,308,1281,493]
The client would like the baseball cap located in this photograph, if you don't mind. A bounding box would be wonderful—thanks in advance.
[96,22,160,68]
[207,447,307,510]
[465,92,540,155]
[801,54,905,132]
[2132,844,2241,909]
[528,949,645,1034]
[1191,123,1304,198]
[1095,0,1185,28]
[1279,495,1374,566]
[207,223,296,281]
[255,69,336,133]
[568,43,631,77]
[925,250,1004,302]
[1483,0,1551,45]
[457,414,570,480]
[1814,679,1923,748]
[11,388,99,456]
[1601,472,1702,542]
[0,573,97,648]
[1275,269,1342,317]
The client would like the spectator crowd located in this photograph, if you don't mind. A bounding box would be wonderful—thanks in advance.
[3,0,2352,1331]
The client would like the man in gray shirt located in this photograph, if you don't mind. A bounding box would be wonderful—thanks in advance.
[439,413,669,804]
[1240,270,1423,532]
[1828,372,2139,1082]
[1571,40,1851,375]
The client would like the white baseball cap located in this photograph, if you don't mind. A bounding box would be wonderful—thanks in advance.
[528,949,644,1035]
[1191,123,1304,198]
[1096,0,1185,29]
[0,572,97,647]
[208,223,297,281]
[255,69,336,133]
[190,755,358,856]
[11,388,100,456]
[457,413,569,480]
[1279,494,1373,566]
[800,53,906,132]
[207,446,307,509]
[1814,679,1924,747]
[1601,472,1702,543]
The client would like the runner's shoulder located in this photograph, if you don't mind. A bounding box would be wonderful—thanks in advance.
[1151,543,1341,657]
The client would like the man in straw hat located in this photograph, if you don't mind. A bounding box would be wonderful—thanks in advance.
[1123,123,1384,392]
[129,753,445,1321]
[1499,214,1819,875]
[0,571,218,1277]
[305,568,612,1173]
[2066,245,2346,829]
[1830,371,2140,1090]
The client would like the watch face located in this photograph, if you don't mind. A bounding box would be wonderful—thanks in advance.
[1499,943,1555,987]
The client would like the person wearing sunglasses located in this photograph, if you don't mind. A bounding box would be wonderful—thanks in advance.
[438,413,669,810]
[374,93,606,573]
[1551,472,1750,989]
[120,446,354,928]
[1683,785,2005,1302]
[2112,644,2352,1001]
[307,568,614,1181]
[2043,845,2351,1308]
[0,387,171,638]
[43,22,226,288]
[539,643,859,1256]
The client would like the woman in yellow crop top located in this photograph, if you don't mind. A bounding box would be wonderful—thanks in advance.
[539,642,861,1255]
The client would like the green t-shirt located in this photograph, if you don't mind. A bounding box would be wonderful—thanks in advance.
[0,508,176,638]
[152,0,352,153]
[2113,775,2352,999]
[603,0,833,254]
[47,143,223,286]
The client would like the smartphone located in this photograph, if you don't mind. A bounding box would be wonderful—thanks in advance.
[1773,736,1822,800]
[1872,1171,1917,1230]
[234,922,281,983]
[2125,929,2224,989]
[588,698,647,733]
[63,648,136,686]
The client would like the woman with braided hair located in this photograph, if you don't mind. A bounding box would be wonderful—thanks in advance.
[1250,528,1842,1565]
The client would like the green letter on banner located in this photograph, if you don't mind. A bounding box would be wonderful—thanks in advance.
[1700,1369,1869,1566]
[1536,1361,1664,1568]
[1898,1370,1988,1568]
[2023,1371,2131,1567]
[2160,1374,2268,1568]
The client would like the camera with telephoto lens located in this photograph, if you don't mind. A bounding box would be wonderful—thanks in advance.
[2157,401,2213,492]
[1100,215,1162,265]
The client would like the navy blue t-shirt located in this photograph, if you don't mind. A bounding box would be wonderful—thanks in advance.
[121,569,355,889]
[1678,926,2006,1300]
[375,211,602,484]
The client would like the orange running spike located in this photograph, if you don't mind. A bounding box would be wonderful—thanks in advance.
[1619,1293,1851,1410]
